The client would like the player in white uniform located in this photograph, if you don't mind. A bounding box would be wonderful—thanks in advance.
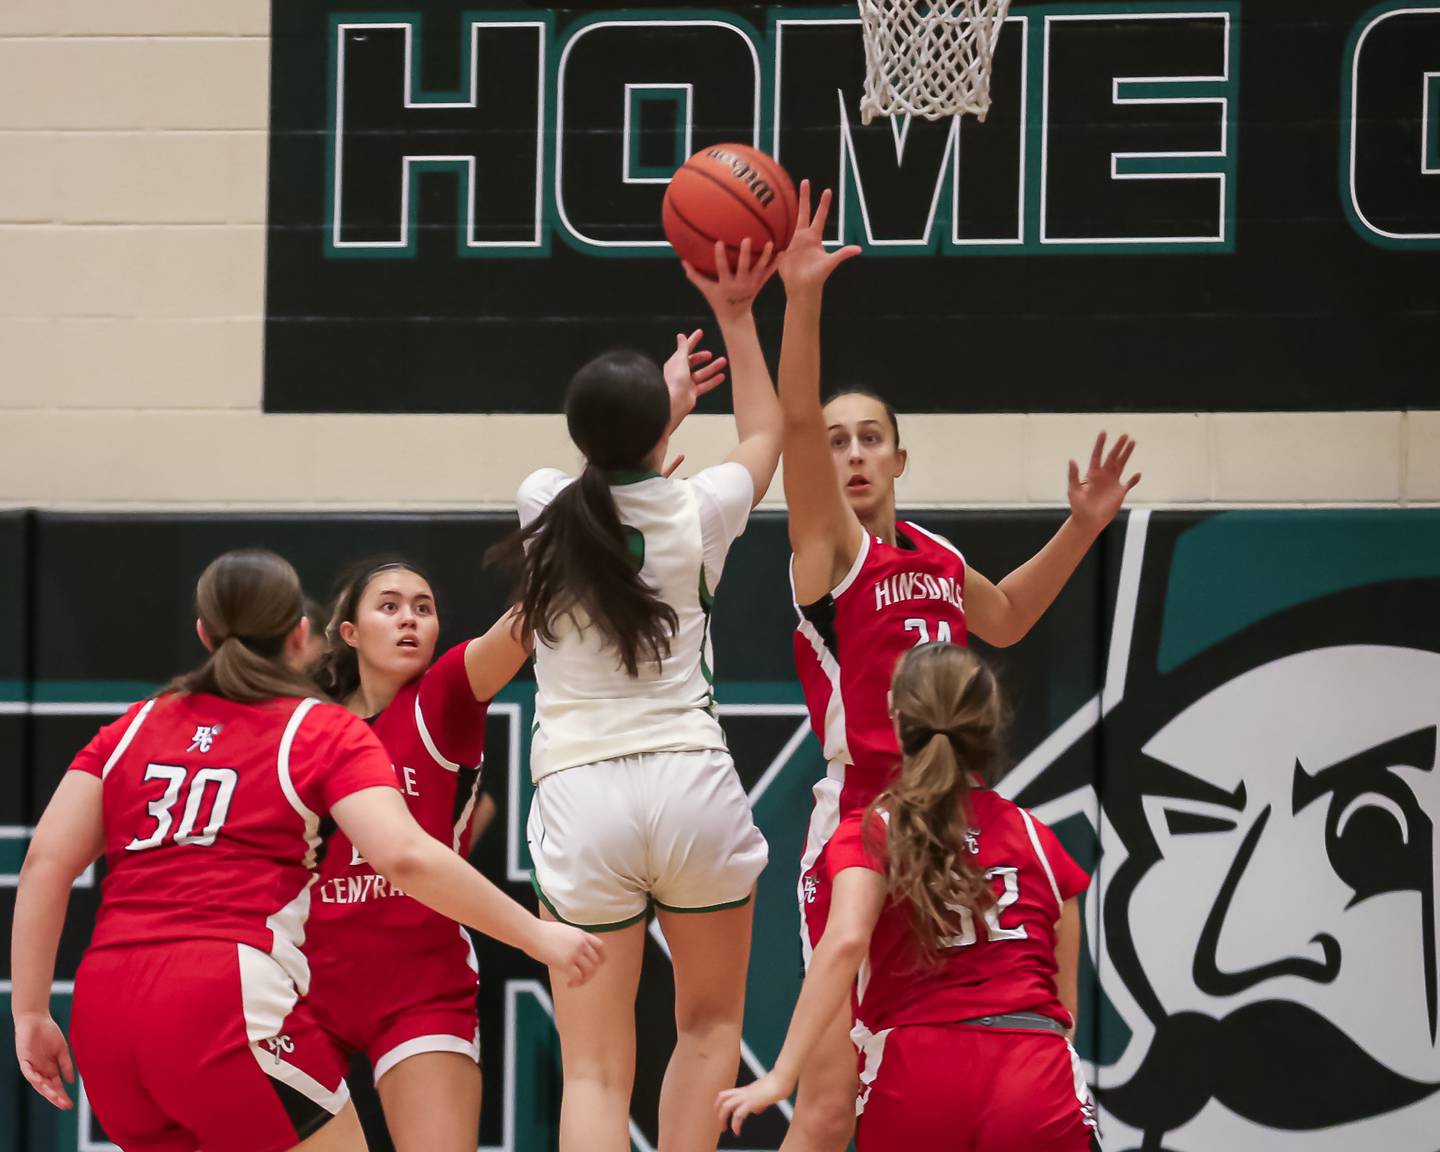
[492,240,782,1152]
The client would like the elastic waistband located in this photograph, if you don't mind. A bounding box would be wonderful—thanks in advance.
[957,1012,1067,1035]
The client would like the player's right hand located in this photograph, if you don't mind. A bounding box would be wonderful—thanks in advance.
[682,235,779,322]
[15,1012,75,1110]
[775,180,861,296]
[531,921,605,987]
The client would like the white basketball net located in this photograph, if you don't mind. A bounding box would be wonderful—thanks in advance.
[858,0,1012,124]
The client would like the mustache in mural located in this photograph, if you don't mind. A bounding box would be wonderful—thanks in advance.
[1103,1000,1437,1134]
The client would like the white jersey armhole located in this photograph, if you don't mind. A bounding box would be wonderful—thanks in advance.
[1018,807,1063,913]
[277,698,322,829]
[690,462,754,592]
[415,693,462,773]
[100,698,158,780]
[789,531,872,621]
[903,520,967,568]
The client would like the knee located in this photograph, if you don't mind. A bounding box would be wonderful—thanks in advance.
[674,1001,744,1045]
[559,1052,635,1095]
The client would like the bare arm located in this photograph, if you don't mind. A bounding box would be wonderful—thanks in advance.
[775,183,866,603]
[465,791,498,855]
[1055,897,1082,1040]
[13,772,104,1109]
[463,605,530,702]
[716,867,886,1133]
[331,787,603,986]
[677,238,783,506]
[966,432,1141,648]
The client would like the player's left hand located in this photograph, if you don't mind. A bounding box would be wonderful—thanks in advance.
[1068,431,1141,533]
[663,328,728,432]
[15,1013,75,1110]
[716,1071,794,1135]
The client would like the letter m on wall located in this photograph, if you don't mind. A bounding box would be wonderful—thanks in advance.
[329,16,548,255]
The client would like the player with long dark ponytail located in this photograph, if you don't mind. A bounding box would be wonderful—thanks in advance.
[718,643,1097,1150]
[490,239,782,1152]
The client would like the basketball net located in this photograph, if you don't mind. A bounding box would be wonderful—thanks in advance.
[858,0,1012,124]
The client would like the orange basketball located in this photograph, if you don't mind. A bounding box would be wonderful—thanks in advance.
[662,144,798,277]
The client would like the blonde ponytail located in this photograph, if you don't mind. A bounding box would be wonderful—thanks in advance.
[869,642,1006,959]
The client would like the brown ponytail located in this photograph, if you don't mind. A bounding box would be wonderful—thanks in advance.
[168,549,319,704]
[868,642,1007,959]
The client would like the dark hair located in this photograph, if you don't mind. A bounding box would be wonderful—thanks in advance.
[303,597,328,638]
[168,549,317,704]
[823,388,901,448]
[867,642,1007,959]
[310,557,434,704]
[488,349,677,677]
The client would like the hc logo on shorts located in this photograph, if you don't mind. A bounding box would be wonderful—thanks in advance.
[262,1035,295,1064]
[803,875,818,904]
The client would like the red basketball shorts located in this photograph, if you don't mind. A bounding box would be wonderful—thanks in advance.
[854,1022,1100,1152]
[303,924,480,1083]
[70,941,350,1152]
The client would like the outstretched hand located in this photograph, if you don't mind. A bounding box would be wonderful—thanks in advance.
[776,180,862,296]
[683,236,778,323]
[662,328,728,432]
[1068,432,1141,533]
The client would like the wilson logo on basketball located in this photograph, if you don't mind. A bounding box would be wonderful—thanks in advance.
[661,143,797,277]
[703,148,779,209]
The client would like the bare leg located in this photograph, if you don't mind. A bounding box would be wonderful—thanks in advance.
[655,901,754,1152]
[541,906,647,1152]
[780,1007,859,1152]
[376,1050,482,1152]
[291,1101,368,1152]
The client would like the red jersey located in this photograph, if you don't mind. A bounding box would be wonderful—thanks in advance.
[813,790,1089,1031]
[307,643,489,944]
[793,521,968,818]
[70,693,399,992]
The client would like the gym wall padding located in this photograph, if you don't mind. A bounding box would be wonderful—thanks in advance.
[4,508,1440,1152]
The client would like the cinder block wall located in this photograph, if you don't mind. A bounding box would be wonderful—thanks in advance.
[0,1,1433,510]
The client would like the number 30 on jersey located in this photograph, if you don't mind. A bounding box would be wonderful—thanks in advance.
[125,763,239,851]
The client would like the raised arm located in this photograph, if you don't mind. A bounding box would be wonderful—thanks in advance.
[715,866,886,1133]
[13,772,104,1110]
[775,182,866,603]
[966,432,1141,647]
[464,604,530,702]
[682,238,782,507]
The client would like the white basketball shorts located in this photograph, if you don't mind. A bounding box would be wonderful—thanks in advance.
[526,748,768,931]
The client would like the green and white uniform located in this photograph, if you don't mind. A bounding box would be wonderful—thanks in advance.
[519,463,768,930]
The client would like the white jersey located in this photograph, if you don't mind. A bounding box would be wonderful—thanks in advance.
[517,462,754,781]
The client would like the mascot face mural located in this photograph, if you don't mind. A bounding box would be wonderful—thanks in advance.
[1095,643,1440,1149]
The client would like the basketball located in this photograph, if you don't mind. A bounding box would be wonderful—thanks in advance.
[662,144,798,277]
